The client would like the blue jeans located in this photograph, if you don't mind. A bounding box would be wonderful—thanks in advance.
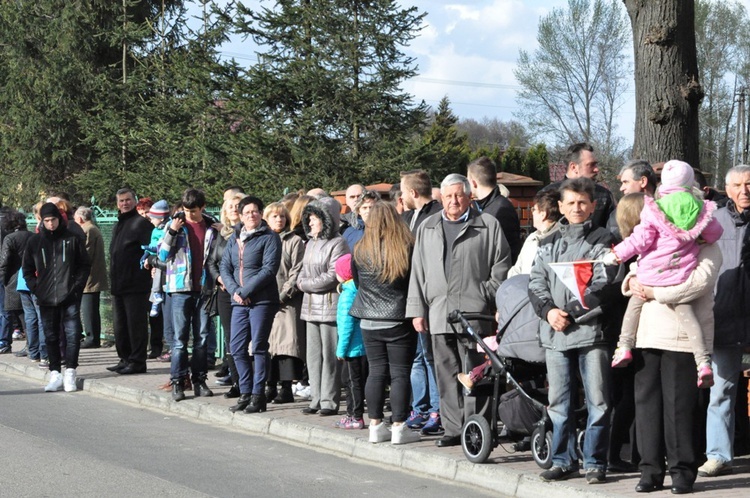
[410,332,440,414]
[207,316,217,359]
[169,292,210,381]
[163,295,174,352]
[706,346,744,463]
[21,292,46,360]
[39,300,81,373]
[546,346,611,471]
[230,303,277,395]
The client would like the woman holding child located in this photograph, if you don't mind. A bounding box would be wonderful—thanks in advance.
[615,189,722,494]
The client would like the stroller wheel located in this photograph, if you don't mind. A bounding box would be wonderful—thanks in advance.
[461,415,494,463]
[531,427,553,469]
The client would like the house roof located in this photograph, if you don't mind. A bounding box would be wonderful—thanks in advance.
[496,172,544,187]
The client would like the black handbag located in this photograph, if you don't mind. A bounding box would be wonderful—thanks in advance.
[204,288,220,318]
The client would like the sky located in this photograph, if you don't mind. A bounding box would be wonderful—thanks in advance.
[208,0,750,147]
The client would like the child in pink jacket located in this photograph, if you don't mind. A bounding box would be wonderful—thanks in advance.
[603,160,723,388]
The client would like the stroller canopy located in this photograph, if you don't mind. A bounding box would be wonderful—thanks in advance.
[495,274,545,364]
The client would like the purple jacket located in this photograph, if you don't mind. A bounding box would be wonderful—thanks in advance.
[613,196,723,286]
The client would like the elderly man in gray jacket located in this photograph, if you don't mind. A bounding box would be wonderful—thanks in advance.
[529,178,620,484]
[406,173,511,447]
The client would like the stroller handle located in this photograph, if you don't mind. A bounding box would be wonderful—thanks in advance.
[448,310,495,324]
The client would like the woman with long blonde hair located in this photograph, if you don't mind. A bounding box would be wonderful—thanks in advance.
[348,202,420,445]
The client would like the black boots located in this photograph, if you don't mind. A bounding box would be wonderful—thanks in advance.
[229,394,251,412]
[224,384,241,399]
[273,381,294,404]
[244,393,267,414]
[172,379,186,402]
[193,378,214,398]
[265,383,278,403]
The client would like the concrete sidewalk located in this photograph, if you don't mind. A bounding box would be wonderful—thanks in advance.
[2,346,748,498]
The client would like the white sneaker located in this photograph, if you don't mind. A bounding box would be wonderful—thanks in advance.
[698,459,732,477]
[391,423,421,445]
[369,422,390,443]
[44,371,64,392]
[63,368,78,392]
[297,386,311,400]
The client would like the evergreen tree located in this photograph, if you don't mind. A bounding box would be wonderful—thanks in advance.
[414,96,471,181]
[524,143,550,185]
[232,0,427,193]
[500,146,524,176]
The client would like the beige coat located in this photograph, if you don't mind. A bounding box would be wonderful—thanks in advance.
[622,243,722,353]
[269,231,305,358]
[81,221,109,293]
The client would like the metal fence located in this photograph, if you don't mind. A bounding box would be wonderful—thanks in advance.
[25,207,224,358]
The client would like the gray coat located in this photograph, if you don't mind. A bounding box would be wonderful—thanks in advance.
[528,221,620,351]
[405,208,511,335]
[297,197,350,323]
[712,203,750,347]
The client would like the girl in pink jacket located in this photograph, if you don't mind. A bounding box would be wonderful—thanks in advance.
[604,160,723,388]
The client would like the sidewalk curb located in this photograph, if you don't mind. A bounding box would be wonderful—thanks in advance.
[1,359,625,497]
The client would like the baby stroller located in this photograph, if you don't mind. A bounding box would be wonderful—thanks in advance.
[449,274,584,467]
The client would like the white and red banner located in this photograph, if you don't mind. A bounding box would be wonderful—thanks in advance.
[548,260,598,309]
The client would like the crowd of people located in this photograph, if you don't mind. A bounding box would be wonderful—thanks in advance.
[1,144,749,494]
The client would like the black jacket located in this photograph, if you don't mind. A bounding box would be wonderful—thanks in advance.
[349,257,410,321]
[402,199,442,234]
[109,209,153,295]
[473,186,522,263]
[22,224,91,306]
[0,230,34,310]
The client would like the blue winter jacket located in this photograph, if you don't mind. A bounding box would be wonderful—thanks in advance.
[219,222,282,305]
[336,280,364,358]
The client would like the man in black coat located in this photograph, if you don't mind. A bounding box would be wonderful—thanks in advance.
[543,143,616,230]
[466,157,522,263]
[23,203,91,392]
[108,188,154,374]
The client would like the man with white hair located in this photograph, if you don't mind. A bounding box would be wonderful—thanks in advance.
[700,164,750,477]
[74,206,109,349]
[406,173,511,447]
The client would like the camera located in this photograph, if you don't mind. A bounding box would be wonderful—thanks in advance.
[173,211,186,221]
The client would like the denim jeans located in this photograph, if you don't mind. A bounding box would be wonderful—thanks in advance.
[363,323,418,423]
[230,303,277,395]
[39,300,82,373]
[546,346,611,471]
[163,294,174,352]
[207,317,217,360]
[410,332,440,415]
[169,292,210,381]
[20,292,46,360]
[706,346,744,463]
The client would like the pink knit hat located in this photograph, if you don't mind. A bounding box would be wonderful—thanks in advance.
[335,254,353,281]
[659,160,695,195]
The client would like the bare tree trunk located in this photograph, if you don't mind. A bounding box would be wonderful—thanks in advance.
[624,0,703,168]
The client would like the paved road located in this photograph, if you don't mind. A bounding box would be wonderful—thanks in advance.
[0,372,492,498]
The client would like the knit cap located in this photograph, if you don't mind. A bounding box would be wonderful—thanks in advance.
[335,254,353,281]
[659,160,695,196]
[149,199,170,219]
[39,202,62,221]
